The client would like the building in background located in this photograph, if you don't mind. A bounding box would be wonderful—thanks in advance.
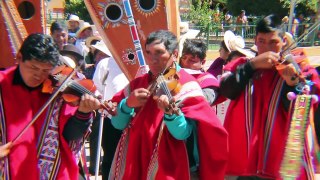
[46,0,65,22]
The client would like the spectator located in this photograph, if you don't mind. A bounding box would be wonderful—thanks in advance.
[67,14,82,44]
[236,10,248,37]
[50,21,68,50]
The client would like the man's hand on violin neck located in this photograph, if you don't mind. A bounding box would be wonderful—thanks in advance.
[250,51,280,70]
[155,95,175,115]
[77,94,101,113]
[126,88,150,108]
[277,64,299,86]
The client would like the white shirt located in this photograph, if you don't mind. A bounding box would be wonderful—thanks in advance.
[92,57,129,101]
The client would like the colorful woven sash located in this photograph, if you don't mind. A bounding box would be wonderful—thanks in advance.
[280,94,314,179]
[37,97,63,179]
[146,122,165,179]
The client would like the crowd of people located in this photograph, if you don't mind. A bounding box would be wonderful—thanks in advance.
[0,13,319,180]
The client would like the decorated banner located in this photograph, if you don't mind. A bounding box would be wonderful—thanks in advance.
[84,0,179,80]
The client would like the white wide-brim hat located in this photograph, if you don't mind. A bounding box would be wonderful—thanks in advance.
[224,30,245,52]
[91,41,112,57]
[179,22,200,56]
[224,30,255,58]
[60,55,76,68]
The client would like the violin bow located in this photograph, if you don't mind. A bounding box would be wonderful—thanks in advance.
[12,68,77,144]
[280,20,320,64]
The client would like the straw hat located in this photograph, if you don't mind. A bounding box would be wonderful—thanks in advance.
[224,30,255,58]
[85,36,102,48]
[76,22,93,38]
[179,22,200,56]
[68,14,81,24]
[60,44,84,61]
[91,41,112,57]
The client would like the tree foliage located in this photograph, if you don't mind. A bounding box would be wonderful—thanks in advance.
[226,0,288,17]
[64,0,92,23]
[280,0,318,16]
[182,0,223,37]
[226,0,318,18]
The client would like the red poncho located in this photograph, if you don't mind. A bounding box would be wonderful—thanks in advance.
[110,69,228,180]
[0,66,81,179]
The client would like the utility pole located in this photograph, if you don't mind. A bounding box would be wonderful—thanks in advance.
[288,0,297,35]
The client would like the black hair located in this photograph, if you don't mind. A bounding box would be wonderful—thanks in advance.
[19,33,61,66]
[50,21,68,34]
[220,40,229,52]
[145,30,178,54]
[256,14,284,38]
[225,51,245,64]
[182,39,207,60]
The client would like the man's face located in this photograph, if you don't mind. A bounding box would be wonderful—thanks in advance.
[145,41,175,76]
[255,31,285,54]
[18,58,54,87]
[69,21,79,30]
[79,28,93,39]
[219,46,229,60]
[51,29,68,50]
[180,54,204,70]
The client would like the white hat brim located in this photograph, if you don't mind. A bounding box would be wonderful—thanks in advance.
[224,30,236,52]
[91,42,112,57]
[60,55,76,68]
[178,29,200,57]
[235,47,256,59]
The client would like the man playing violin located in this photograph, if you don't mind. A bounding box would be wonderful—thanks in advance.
[108,30,228,179]
[0,33,101,179]
[220,14,320,179]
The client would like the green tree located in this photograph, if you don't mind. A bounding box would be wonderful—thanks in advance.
[182,0,223,37]
[226,0,288,17]
[226,0,318,18]
[64,0,92,23]
[281,0,319,17]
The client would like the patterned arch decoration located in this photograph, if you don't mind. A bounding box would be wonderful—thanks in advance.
[85,0,179,80]
[0,0,46,68]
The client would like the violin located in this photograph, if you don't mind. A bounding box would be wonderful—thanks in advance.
[12,66,116,144]
[276,48,307,81]
[149,67,182,115]
[276,21,320,82]
[42,66,116,114]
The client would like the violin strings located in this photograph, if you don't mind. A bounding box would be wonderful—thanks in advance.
[159,75,173,101]
[68,82,95,97]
